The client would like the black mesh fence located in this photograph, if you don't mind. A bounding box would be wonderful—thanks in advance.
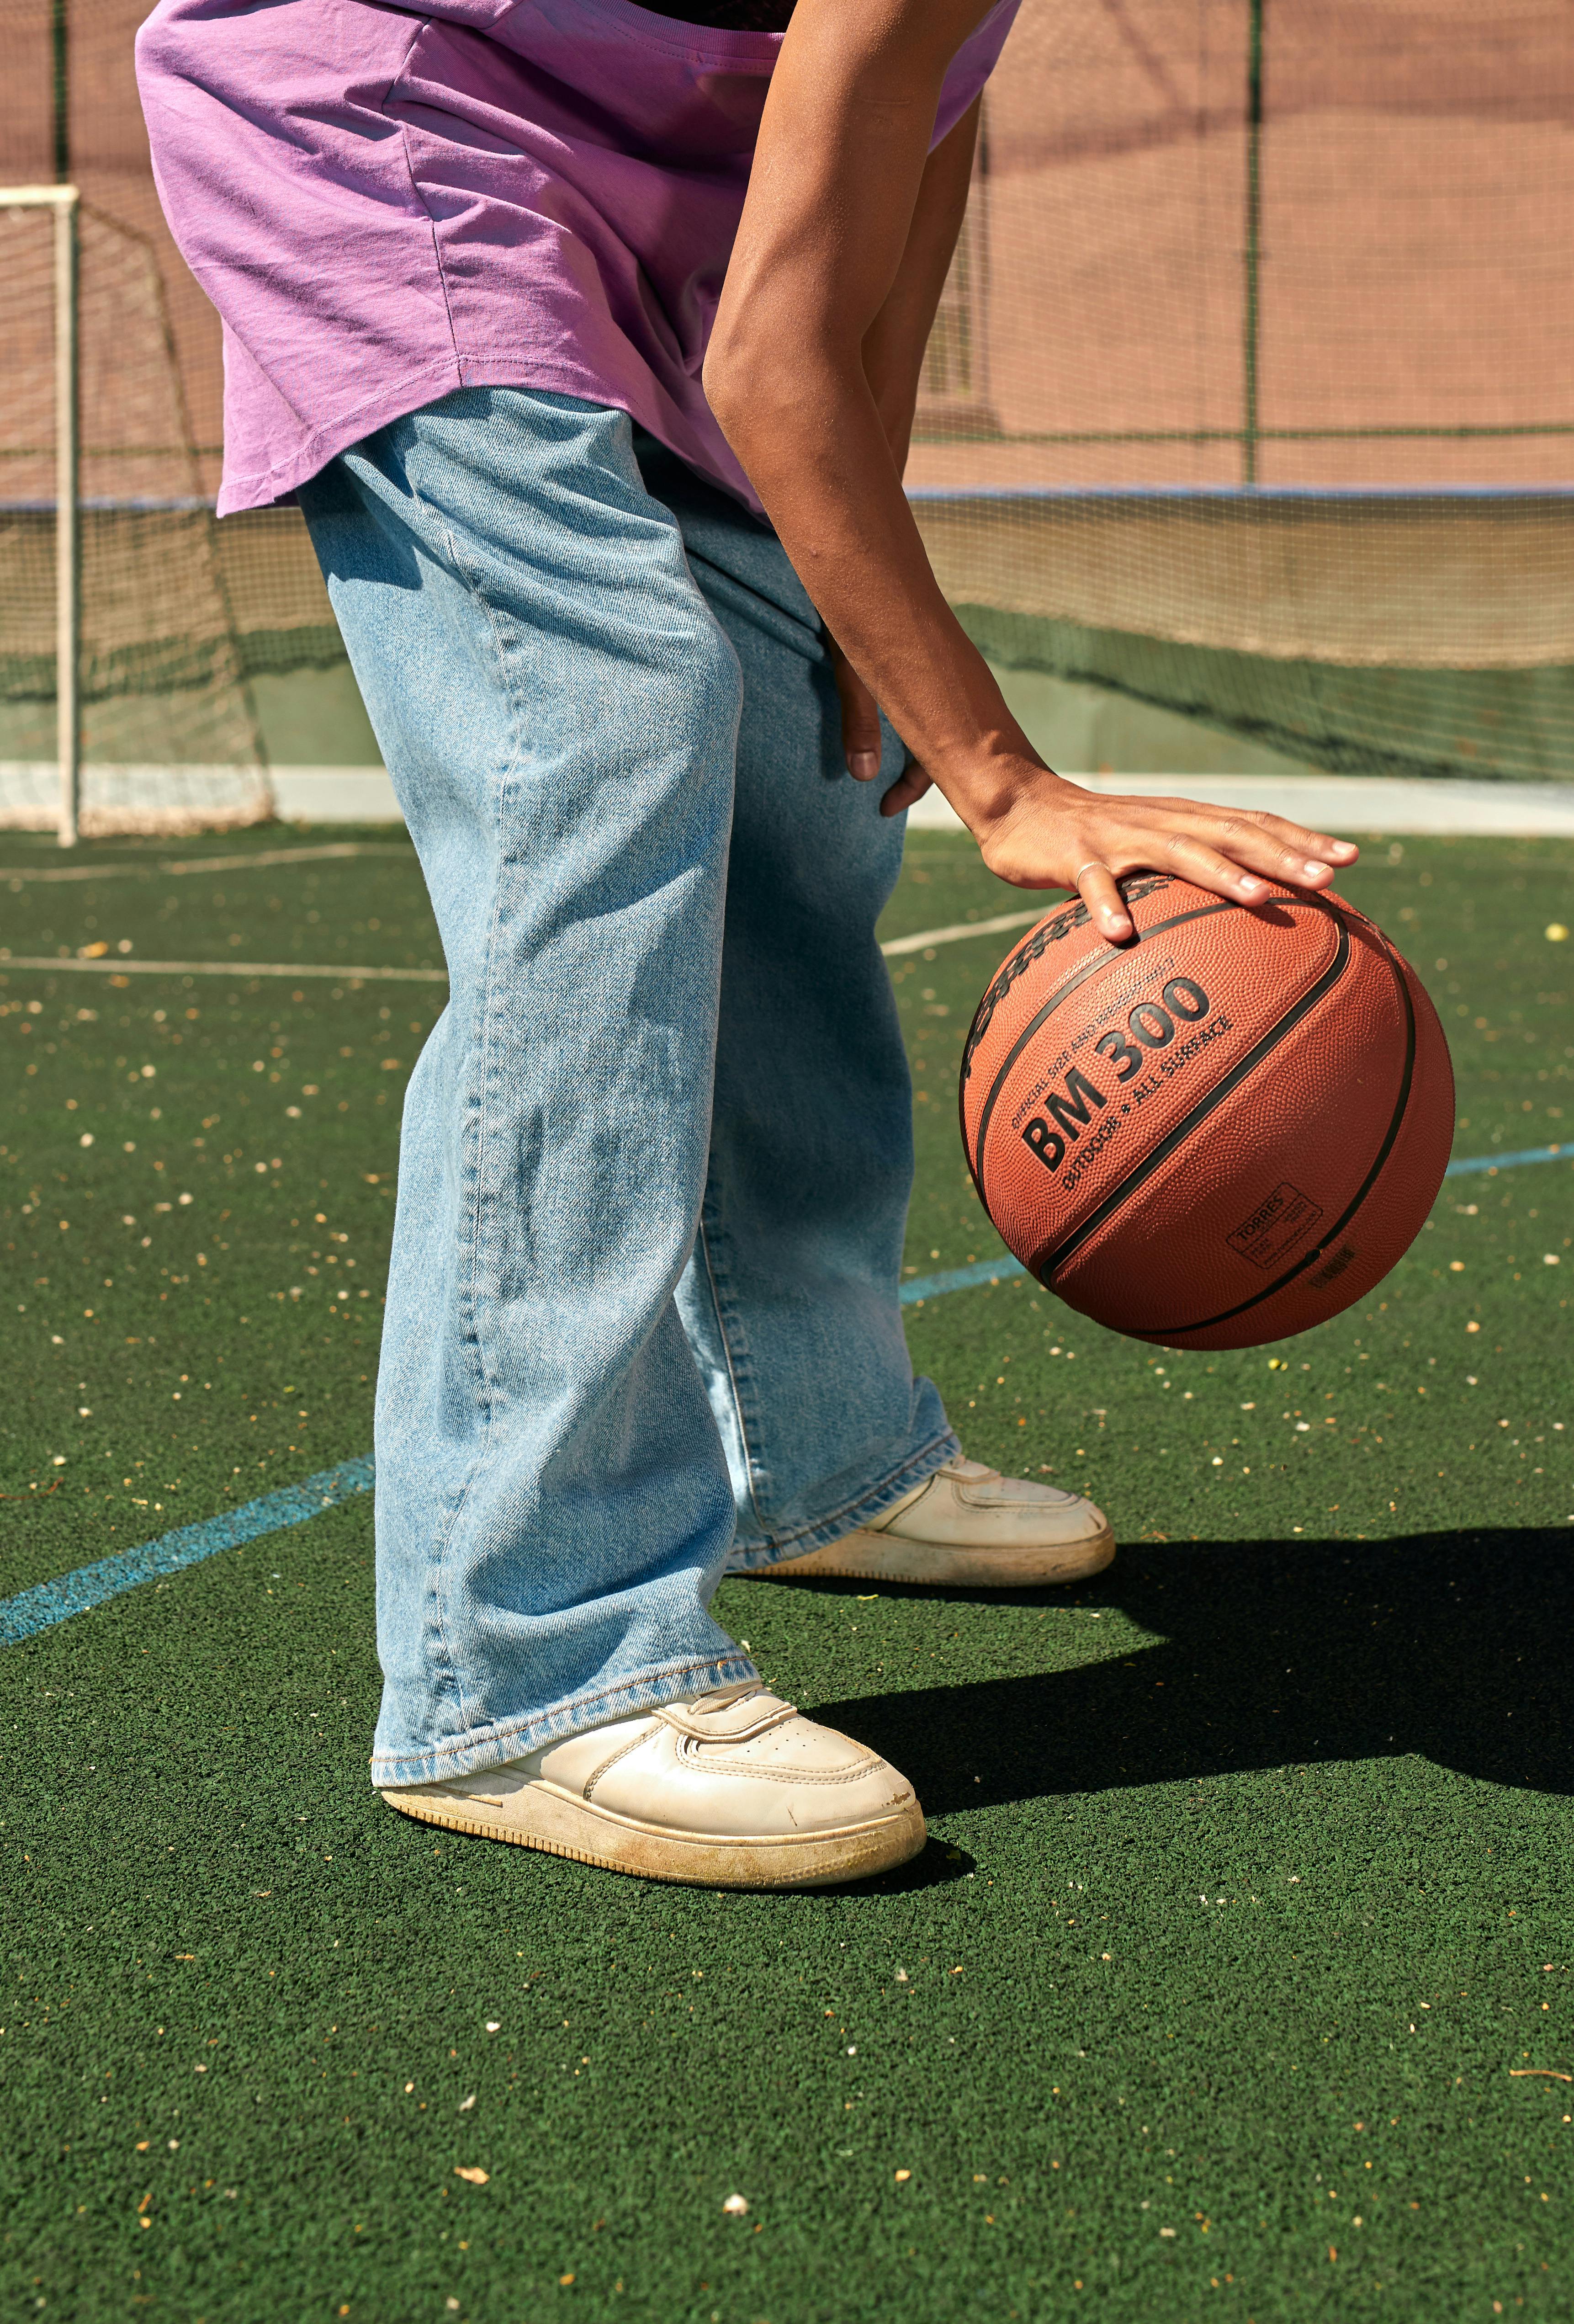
[2,0,1571,825]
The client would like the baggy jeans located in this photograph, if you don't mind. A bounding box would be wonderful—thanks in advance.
[298,387,958,1787]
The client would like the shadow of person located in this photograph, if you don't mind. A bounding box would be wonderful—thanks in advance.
[805,1527,1574,1817]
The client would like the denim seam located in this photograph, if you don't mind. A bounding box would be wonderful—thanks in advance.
[681,548,821,663]
[428,910,504,1735]
[396,439,538,1733]
[694,1209,768,1536]
[342,440,475,1732]
[399,414,534,795]
[728,1424,962,1565]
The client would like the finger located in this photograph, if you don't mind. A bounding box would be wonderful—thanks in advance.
[1075,860,1134,943]
[1166,808,1358,885]
[1159,822,1366,905]
[1126,815,1342,896]
[879,760,933,817]
[1251,817,1359,866]
[829,645,883,781]
[1136,797,1357,864]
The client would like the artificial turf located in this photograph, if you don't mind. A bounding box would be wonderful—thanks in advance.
[2,823,1572,2323]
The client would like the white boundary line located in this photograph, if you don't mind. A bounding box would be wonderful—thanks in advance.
[880,908,1041,957]
[0,955,447,982]
[4,842,413,886]
[0,911,1035,981]
[14,765,1574,843]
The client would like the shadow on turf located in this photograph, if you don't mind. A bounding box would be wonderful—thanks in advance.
[805,1526,1574,1813]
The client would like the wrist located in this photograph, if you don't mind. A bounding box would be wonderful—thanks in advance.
[929,738,1080,837]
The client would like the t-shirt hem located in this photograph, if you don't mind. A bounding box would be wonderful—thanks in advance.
[216,358,763,518]
[215,361,467,516]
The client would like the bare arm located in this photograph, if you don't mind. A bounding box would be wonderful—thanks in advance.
[822,95,980,790]
[704,0,1357,937]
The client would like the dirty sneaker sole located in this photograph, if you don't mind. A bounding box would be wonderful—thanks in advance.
[750,1524,1116,1588]
[380,1780,927,1890]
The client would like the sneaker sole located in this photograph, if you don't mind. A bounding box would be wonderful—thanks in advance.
[380,1779,927,1891]
[747,1521,1117,1589]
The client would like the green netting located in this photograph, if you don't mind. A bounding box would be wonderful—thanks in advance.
[959,604,1574,785]
[908,0,1574,781]
[0,176,270,827]
[1,0,1571,824]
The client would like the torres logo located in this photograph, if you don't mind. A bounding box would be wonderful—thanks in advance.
[1021,1068,1107,1173]
[1227,1181,1323,1269]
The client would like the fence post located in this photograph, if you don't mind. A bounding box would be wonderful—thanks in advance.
[55,188,80,847]
[1242,0,1265,487]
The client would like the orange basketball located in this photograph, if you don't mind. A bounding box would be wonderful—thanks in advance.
[959,876,1454,1350]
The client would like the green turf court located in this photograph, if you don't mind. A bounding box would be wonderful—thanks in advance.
[2,826,1572,2323]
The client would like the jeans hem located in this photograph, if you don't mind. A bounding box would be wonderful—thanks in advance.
[721,1425,961,1574]
[371,1651,759,1788]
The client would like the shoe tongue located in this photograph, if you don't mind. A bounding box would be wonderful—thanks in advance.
[947,1457,996,1482]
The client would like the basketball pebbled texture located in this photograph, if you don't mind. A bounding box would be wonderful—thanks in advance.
[959,875,1454,1350]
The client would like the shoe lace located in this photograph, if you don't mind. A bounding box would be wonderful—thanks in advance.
[659,1681,799,1742]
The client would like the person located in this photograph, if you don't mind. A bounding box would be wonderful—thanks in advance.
[137,0,1357,1889]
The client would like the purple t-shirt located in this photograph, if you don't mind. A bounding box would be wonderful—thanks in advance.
[136,0,1020,517]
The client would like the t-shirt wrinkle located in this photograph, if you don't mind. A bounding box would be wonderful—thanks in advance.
[135,0,1021,516]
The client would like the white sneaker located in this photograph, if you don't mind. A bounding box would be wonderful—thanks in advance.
[381,1681,925,1889]
[747,1456,1116,1587]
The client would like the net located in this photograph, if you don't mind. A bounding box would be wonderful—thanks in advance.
[0,0,272,833]
[911,0,1574,783]
[0,196,273,831]
[0,0,1570,834]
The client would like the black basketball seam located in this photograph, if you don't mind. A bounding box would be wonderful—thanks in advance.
[959,873,1176,1087]
[965,898,1238,1199]
[964,949,1124,1203]
[1025,894,1351,1282]
[1132,923,1420,1340]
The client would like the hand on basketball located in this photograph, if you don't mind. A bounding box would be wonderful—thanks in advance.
[923,756,1359,944]
[830,650,1357,942]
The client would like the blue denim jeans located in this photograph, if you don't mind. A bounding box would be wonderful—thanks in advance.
[299,387,957,1787]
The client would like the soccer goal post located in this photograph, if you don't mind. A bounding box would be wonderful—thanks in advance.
[0,183,79,846]
[0,190,274,842]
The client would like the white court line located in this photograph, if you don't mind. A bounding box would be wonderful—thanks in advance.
[0,912,1039,984]
[0,955,447,983]
[4,842,413,886]
[879,908,1042,957]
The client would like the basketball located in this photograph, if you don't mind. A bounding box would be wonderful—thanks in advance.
[959,875,1455,1350]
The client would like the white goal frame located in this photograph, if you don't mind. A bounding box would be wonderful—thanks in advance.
[1,183,79,847]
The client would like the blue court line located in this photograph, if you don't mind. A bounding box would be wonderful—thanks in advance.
[0,1456,373,1647]
[1,1142,1569,1650]
[1437,1140,1570,1180]
[897,1143,1572,1306]
[901,1255,1028,1303]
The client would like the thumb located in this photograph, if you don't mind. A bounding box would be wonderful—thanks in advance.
[827,634,884,781]
[878,756,934,818]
